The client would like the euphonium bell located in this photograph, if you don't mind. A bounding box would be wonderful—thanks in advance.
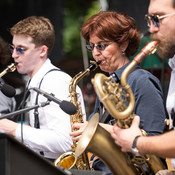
[75,113,138,175]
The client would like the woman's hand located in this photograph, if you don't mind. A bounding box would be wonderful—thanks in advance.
[70,121,88,141]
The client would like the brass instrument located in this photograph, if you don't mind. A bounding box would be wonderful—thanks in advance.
[0,63,17,78]
[54,60,100,170]
[75,41,166,174]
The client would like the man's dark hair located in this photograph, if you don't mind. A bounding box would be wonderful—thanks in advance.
[173,0,175,8]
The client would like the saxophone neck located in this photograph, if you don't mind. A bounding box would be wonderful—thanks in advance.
[69,60,100,92]
[121,40,159,87]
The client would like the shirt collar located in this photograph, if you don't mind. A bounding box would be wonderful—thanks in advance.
[28,58,55,89]
[168,55,175,70]
[109,61,140,81]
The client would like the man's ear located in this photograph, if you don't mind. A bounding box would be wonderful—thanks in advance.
[40,45,48,58]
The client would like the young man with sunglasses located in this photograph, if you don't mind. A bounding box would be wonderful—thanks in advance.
[0,16,86,161]
[112,0,175,173]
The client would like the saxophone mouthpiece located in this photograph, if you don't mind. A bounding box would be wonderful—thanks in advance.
[97,60,102,65]
[143,40,159,55]
[134,40,159,63]
[88,60,100,71]
[0,62,17,78]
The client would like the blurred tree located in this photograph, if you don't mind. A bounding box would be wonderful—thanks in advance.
[58,0,102,77]
[63,0,99,57]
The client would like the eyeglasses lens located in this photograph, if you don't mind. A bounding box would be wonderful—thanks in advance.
[145,15,160,27]
[151,15,160,27]
[86,45,93,51]
[16,47,24,54]
[86,44,106,52]
[9,44,14,53]
[9,44,24,55]
[96,44,106,51]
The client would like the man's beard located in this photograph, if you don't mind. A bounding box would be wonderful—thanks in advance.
[151,34,175,59]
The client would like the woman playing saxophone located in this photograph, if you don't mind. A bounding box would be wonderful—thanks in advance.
[70,10,167,174]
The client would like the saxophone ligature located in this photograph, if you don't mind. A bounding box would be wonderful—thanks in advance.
[0,62,17,78]
[54,60,100,170]
[75,41,166,175]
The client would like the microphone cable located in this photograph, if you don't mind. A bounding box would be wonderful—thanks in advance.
[18,79,31,143]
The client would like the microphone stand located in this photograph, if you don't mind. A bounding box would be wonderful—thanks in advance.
[0,101,50,120]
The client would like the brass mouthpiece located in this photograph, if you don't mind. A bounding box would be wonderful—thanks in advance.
[88,60,100,72]
[142,40,158,54]
[134,40,159,63]
[0,63,17,78]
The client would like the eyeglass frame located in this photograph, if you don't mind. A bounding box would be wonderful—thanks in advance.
[145,12,175,27]
[86,42,112,52]
[9,44,25,55]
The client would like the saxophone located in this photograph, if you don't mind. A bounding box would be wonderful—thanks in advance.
[75,41,166,174]
[54,60,100,170]
[0,63,17,78]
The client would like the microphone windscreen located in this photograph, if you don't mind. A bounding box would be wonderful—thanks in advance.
[1,84,16,97]
[60,100,77,115]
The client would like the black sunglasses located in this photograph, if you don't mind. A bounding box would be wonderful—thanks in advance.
[145,13,175,28]
[86,43,109,52]
[9,44,25,55]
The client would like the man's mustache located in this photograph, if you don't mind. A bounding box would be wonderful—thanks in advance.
[150,34,160,41]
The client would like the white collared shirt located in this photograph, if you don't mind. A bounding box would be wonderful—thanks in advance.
[166,55,175,129]
[166,55,175,167]
[16,59,86,159]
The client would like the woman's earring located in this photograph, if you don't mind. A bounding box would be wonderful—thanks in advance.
[122,51,125,56]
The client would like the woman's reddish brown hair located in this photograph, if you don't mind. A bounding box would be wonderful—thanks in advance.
[81,11,141,57]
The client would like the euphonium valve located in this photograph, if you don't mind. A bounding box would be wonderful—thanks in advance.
[54,60,100,170]
[0,62,17,78]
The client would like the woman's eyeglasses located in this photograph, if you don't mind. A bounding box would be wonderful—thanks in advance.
[145,13,175,28]
[86,43,109,52]
[9,44,25,55]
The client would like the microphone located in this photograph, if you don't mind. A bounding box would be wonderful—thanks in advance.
[0,101,50,120]
[30,87,77,115]
[0,82,16,97]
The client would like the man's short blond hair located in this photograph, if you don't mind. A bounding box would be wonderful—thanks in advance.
[10,16,55,56]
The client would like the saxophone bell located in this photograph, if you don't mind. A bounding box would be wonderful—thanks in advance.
[54,151,76,169]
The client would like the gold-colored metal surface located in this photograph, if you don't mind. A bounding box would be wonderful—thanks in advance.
[54,60,99,170]
[75,113,138,175]
[0,63,17,78]
[76,41,166,174]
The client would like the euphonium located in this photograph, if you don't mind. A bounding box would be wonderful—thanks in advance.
[54,60,100,170]
[75,41,166,174]
[0,63,17,78]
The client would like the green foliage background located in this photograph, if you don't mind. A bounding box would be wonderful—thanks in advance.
[63,1,100,56]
